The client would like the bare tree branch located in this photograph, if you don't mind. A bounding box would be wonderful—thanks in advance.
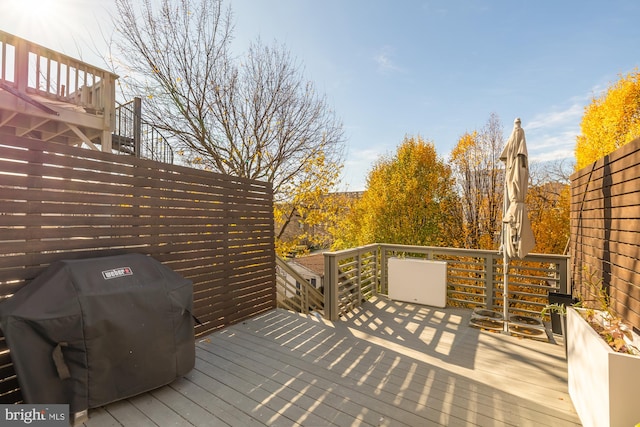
[112,0,344,203]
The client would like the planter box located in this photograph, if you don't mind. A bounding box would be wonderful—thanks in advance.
[567,307,640,427]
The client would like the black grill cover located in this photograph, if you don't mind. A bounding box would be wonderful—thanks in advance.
[0,253,195,420]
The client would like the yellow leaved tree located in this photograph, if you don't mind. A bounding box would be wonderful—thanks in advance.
[274,151,343,257]
[332,135,462,249]
[449,113,504,250]
[527,181,570,255]
[575,69,640,170]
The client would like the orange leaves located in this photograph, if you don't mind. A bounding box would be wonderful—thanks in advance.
[527,182,570,254]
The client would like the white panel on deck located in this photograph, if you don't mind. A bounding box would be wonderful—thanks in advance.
[388,257,447,308]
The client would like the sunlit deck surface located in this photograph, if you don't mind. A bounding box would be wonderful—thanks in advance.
[83,297,580,426]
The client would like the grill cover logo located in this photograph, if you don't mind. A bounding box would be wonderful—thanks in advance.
[102,267,133,280]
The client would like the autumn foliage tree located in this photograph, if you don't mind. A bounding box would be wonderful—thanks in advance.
[333,136,461,248]
[527,184,570,254]
[526,161,572,255]
[449,113,504,249]
[575,69,640,170]
[274,152,343,256]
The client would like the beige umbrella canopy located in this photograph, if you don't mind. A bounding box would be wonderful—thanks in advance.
[500,117,535,330]
[500,118,535,259]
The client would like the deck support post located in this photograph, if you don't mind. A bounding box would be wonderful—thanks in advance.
[485,253,496,310]
[324,253,339,321]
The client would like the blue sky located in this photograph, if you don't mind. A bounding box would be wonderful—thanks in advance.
[3,1,640,190]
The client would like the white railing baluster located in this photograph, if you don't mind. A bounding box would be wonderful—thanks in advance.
[0,30,115,113]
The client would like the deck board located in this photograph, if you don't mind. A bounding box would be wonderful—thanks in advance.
[84,297,581,426]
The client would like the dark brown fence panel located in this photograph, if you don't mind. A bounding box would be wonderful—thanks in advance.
[0,135,275,402]
[570,137,640,331]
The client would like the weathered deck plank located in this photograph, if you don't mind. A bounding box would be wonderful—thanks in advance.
[84,297,581,426]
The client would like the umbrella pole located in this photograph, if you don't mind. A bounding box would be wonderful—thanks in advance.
[503,247,509,333]
[502,177,509,334]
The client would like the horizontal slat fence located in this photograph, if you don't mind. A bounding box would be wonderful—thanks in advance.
[571,137,640,331]
[0,135,275,403]
[322,243,568,321]
[323,245,378,318]
[378,244,567,317]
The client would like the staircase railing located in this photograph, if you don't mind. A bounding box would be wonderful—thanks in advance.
[113,97,174,164]
[275,256,324,315]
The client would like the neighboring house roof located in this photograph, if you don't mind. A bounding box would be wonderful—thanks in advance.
[291,253,325,277]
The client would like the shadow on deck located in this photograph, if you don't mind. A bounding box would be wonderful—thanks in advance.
[84,297,580,426]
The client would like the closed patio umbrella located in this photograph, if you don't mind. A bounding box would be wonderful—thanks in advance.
[500,117,535,330]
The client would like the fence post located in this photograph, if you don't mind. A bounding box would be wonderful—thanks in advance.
[101,72,116,152]
[303,281,309,314]
[558,257,569,295]
[15,37,28,92]
[485,253,495,310]
[372,245,379,296]
[133,97,142,158]
[380,245,388,295]
[356,251,362,305]
[324,252,339,321]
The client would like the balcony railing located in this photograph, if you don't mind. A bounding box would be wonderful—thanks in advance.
[0,30,116,117]
[113,97,174,163]
[279,244,568,321]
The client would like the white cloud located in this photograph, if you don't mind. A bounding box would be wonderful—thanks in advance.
[526,103,583,132]
[527,128,578,162]
[529,129,578,150]
[530,148,575,163]
[345,147,383,163]
[341,147,386,191]
[524,97,588,163]
[525,78,623,163]
[374,46,402,73]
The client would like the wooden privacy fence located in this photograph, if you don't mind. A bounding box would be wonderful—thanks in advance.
[0,135,275,402]
[571,136,640,331]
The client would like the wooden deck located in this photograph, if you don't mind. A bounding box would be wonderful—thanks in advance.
[83,297,581,426]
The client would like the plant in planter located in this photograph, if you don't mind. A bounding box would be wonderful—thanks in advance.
[566,268,640,427]
[581,308,639,354]
[576,270,639,355]
[541,301,567,318]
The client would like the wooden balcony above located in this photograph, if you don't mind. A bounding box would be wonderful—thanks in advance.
[0,30,117,151]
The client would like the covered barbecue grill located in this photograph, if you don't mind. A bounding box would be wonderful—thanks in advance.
[0,253,195,424]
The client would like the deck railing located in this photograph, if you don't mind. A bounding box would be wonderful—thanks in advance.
[0,30,116,118]
[322,243,569,321]
[323,245,379,319]
[275,256,324,315]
